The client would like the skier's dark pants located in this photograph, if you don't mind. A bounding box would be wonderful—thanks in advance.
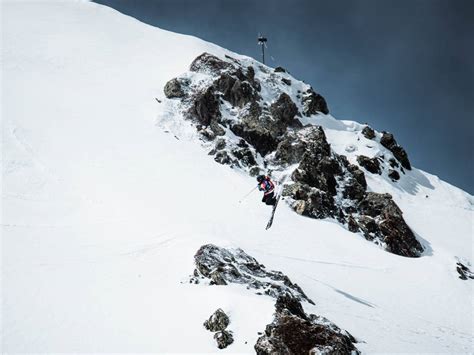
[262,192,276,206]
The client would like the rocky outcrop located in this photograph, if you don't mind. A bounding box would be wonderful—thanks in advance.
[203,309,234,349]
[456,262,474,280]
[388,169,400,181]
[163,52,422,257]
[357,155,381,175]
[302,88,329,115]
[192,246,359,353]
[361,125,375,139]
[353,193,424,257]
[164,78,185,98]
[255,294,359,355]
[215,330,234,349]
[191,244,314,304]
[204,308,230,332]
[380,132,411,170]
[190,52,233,74]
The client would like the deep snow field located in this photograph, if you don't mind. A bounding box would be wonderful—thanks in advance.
[2,1,473,353]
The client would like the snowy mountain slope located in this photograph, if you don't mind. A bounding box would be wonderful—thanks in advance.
[2,1,473,353]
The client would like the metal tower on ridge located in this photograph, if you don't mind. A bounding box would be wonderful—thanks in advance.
[257,35,267,64]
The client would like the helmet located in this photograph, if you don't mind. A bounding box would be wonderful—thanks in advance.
[256,175,265,183]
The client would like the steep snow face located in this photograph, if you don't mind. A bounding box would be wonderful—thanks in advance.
[2,1,473,353]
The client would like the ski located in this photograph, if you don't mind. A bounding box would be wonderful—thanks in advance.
[265,193,281,230]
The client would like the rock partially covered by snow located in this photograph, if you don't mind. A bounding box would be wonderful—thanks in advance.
[163,78,185,98]
[380,132,411,170]
[192,244,314,304]
[357,155,382,175]
[354,193,424,257]
[203,308,230,332]
[456,261,474,280]
[203,308,234,349]
[214,330,234,349]
[255,294,359,355]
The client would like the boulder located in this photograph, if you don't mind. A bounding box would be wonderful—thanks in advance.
[380,132,411,170]
[357,155,381,175]
[361,125,375,139]
[214,330,234,349]
[274,66,287,73]
[357,193,424,257]
[302,88,329,115]
[164,78,185,98]
[388,169,400,181]
[255,295,359,355]
[204,308,230,332]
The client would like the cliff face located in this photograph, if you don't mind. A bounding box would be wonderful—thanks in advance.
[162,52,423,257]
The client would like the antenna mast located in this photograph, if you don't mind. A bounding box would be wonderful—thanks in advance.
[257,35,268,64]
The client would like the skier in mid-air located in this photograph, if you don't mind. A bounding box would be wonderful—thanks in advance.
[257,175,277,206]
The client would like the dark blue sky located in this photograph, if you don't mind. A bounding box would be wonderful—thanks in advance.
[95,0,473,193]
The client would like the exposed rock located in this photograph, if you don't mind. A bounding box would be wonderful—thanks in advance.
[388,169,400,181]
[215,138,226,151]
[192,244,314,304]
[270,93,300,125]
[302,88,329,115]
[231,147,257,167]
[255,295,359,355]
[230,102,284,156]
[164,78,185,98]
[281,78,292,86]
[388,158,399,168]
[214,151,232,165]
[380,132,411,170]
[214,330,234,349]
[356,193,424,257]
[215,73,257,107]
[190,87,220,127]
[190,52,233,74]
[361,125,375,140]
[204,308,230,332]
[456,262,474,280]
[274,66,287,73]
[357,155,381,175]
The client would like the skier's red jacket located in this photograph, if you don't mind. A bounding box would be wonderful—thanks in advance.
[258,176,275,195]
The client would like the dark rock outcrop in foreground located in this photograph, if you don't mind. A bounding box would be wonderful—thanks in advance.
[255,294,359,355]
[164,52,423,257]
[191,244,314,304]
[192,245,359,354]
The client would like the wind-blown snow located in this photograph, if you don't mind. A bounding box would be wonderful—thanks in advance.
[2,1,473,353]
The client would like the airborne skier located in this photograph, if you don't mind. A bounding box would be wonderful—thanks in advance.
[257,175,277,206]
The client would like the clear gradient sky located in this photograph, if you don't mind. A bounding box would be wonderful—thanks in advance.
[95,0,473,193]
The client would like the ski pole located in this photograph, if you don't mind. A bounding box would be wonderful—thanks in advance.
[238,185,258,203]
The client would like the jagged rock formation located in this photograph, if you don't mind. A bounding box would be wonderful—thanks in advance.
[203,308,234,349]
[192,245,359,353]
[204,308,230,332]
[380,131,411,170]
[191,244,314,304]
[162,52,423,257]
[255,294,359,354]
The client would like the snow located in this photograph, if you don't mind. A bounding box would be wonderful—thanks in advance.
[2,0,473,353]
